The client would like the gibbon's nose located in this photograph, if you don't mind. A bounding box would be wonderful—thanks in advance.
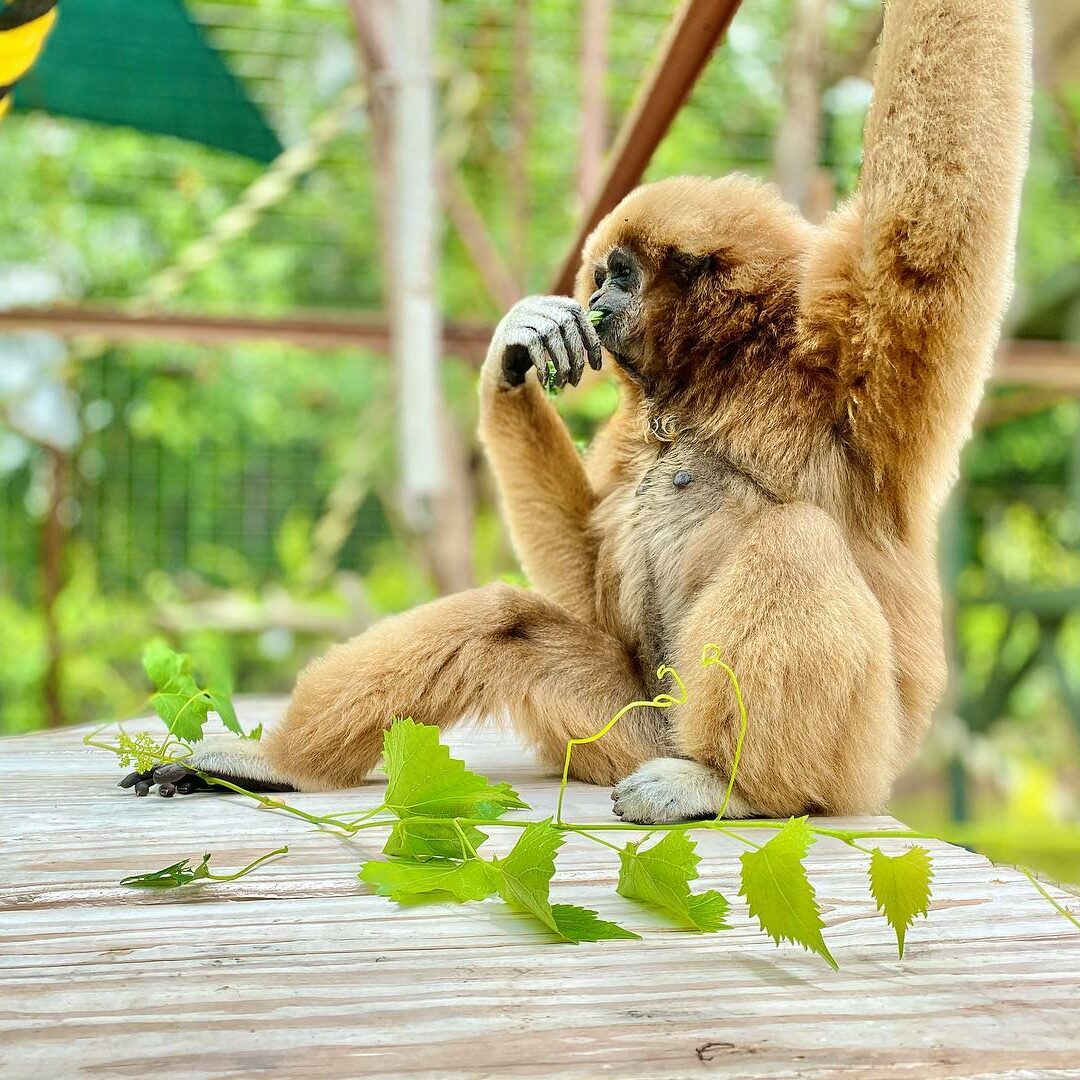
[589,288,604,308]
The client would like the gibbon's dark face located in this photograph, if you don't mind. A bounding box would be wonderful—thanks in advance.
[587,246,648,384]
[579,176,811,402]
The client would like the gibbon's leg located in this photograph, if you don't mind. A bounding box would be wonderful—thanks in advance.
[612,503,902,824]
[141,584,666,796]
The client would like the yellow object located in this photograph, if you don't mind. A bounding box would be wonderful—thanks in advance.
[0,1,58,118]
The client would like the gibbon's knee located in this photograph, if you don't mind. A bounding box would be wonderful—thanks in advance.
[672,503,902,817]
[266,582,659,791]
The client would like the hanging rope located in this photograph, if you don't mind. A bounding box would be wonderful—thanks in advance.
[138,84,365,308]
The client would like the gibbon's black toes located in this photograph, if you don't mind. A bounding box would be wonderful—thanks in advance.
[117,760,295,799]
[117,763,220,798]
[152,763,189,784]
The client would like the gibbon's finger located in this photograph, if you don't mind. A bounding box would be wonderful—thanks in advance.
[525,336,552,386]
[570,307,604,371]
[520,317,569,385]
[500,326,548,386]
[538,323,573,386]
[560,320,586,386]
[525,308,578,384]
[152,763,189,784]
[118,769,152,789]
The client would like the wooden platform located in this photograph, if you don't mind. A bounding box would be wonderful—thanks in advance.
[3,699,1080,1079]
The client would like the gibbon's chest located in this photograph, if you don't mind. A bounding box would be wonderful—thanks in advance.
[594,442,750,677]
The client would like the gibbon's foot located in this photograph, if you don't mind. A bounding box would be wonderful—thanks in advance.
[117,738,296,798]
[611,757,754,824]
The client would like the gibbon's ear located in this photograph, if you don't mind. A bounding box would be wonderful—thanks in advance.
[662,248,716,289]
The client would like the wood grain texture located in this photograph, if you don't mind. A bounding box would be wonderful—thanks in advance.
[2,699,1079,1079]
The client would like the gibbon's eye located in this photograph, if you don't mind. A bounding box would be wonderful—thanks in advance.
[607,251,633,285]
[593,266,605,290]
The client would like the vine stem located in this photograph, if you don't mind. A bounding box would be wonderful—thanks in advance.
[555,665,687,825]
[573,829,623,853]
[1021,867,1080,931]
[203,846,290,881]
[451,818,481,860]
[699,644,748,822]
[86,729,940,848]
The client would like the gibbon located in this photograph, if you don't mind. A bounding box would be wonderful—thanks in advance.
[133,0,1031,823]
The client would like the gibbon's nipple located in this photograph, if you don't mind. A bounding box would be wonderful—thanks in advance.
[673,470,693,489]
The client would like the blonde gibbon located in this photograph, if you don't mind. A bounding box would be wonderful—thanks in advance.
[137,0,1031,823]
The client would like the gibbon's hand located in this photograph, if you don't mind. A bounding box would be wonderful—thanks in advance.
[487,295,602,391]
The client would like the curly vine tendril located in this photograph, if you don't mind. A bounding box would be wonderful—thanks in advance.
[555,645,749,825]
[555,666,687,825]
[699,643,749,822]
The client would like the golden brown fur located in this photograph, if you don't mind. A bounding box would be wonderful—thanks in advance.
[194,0,1031,819]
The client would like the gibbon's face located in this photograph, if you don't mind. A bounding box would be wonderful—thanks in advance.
[587,245,648,383]
[578,175,809,400]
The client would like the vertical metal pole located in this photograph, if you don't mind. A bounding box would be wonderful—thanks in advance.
[391,0,442,530]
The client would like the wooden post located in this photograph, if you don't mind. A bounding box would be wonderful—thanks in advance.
[388,0,448,532]
[577,0,610,208]
[509,0,533,290]
[773,0,829,221]
[349,0,395,281]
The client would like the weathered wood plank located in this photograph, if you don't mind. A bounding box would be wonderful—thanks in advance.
[2,701,1079,1078]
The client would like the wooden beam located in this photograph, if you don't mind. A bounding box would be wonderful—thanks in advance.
[994,339,1080,391]
[549,0,744,296]
[4,305,1077,390]
[0,305,492,360]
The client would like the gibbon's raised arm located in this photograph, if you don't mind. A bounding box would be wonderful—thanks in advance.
[478,296,602,622]
[827,0,1030,502]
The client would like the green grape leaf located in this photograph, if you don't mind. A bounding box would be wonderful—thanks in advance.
[382,718,529,819]
[206,689,243,736]
[868,846,933,958]
[494,821,639,943]
[543,359,560,397]
[618,831,730,932]
[549,904,639,943]
[121,853,211,889]
[142,640,191,690]
[149,688,210,743]
[739,817,837,969]
[142,642,211,742]
[383,819,488,861]
[141,642,247,741]
[358,857,497,903]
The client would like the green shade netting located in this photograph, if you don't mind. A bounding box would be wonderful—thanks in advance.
[12,0,283,162]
